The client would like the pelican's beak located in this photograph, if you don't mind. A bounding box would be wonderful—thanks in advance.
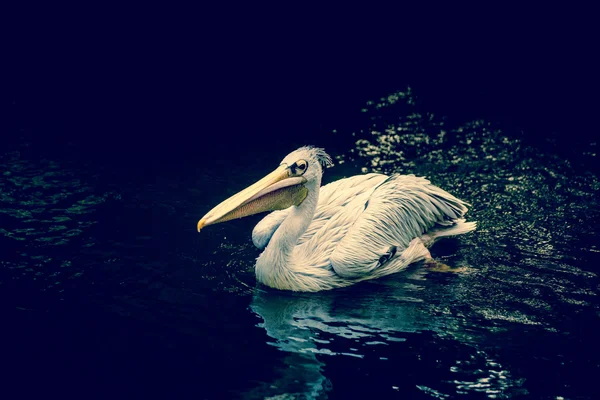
[197,165,308,232]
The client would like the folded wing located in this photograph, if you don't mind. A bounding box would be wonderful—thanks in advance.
[328,174,470,279]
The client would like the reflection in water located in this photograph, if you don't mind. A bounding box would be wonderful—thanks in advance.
[248,270,527,399]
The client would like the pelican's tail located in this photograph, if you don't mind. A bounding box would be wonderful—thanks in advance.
[421,219,477,247]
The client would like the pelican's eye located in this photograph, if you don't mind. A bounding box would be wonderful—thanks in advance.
[290,159,308,176]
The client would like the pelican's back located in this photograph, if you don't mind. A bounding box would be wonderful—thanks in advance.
[329,174,471,279]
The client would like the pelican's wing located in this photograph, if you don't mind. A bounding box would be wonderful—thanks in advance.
[252,173,387,249]
[307,174,470,279]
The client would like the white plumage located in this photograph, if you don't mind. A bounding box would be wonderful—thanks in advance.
[199,146,476,292]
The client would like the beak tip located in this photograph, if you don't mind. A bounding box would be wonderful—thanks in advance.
[197,219,206,232]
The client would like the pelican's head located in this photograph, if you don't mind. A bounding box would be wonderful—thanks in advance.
[197,146,333,232]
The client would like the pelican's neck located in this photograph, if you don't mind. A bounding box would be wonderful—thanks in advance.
[255,178,320,286]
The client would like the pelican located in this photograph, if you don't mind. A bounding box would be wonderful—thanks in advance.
[197,146,476,292]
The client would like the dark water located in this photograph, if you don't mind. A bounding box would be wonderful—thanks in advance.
[2,88,599,399]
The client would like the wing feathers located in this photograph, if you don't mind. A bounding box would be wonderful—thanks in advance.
[330,174,470,279]
[253,172,473,282]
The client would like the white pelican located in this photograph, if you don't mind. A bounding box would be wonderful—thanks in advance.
[197,146,476,292]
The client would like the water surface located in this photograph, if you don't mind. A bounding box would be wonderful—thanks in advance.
[2,89,599,399]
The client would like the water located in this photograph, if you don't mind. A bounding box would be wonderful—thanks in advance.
[2,89,599,399]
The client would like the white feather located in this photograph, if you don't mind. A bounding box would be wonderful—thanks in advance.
[250,147,476,292]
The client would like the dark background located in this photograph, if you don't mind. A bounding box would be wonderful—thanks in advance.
[3,4,599,399]
[6,5,598,163]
